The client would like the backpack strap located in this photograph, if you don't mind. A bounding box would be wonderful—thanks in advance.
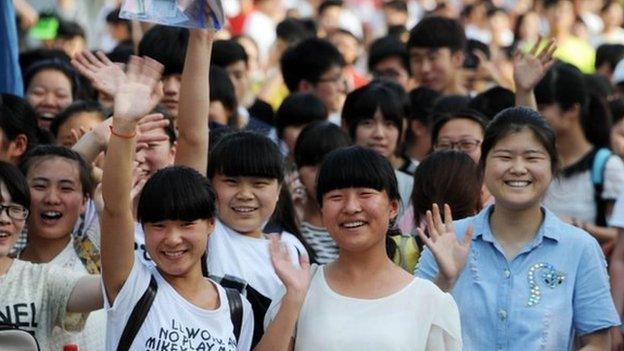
[116,275,158,351]
[225,287,243,344]
[591,148,612,226]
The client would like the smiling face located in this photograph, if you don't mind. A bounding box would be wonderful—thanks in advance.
[321,187,398,253]
[211,174,281,237]
[144,218,214,277]
[409,47,462,93]
[26,157,86,241]
[0,182,27,259]
[354,108,400,159]
[56,112,104,148]
[25,69,73,129]
[134,129,176,179]
[484,128,553,212]
[436,118,484,163]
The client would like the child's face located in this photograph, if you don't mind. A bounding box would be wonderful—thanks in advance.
[354,109,400,159]
[212,174,281,236]
[26,157,86,242]
[25,69,73,129]
[161,74,182,118]
[321,187,398,253]
[484,129,552,212]
[144,218,214,277]
[409,47,462,93]
[0,182,27,259]
[611,119,624,158]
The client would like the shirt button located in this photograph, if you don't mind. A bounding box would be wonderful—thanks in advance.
[499,310,507,321]
[503,269,511,278]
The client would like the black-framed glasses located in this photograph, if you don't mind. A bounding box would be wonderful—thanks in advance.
[435,139,482,152]
[0,204,29,220]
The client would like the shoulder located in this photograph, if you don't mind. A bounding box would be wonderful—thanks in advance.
[543,209,602,252]
[604,154,624,174]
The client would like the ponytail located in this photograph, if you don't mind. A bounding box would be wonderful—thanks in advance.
[581,92,611,148]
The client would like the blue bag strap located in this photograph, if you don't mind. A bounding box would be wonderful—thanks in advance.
[591,148,612,185]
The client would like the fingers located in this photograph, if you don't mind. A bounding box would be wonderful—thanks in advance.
[299,252,310,270]
[126,56,142,82]
[432,203,445,235]
[96,51,114,66]
[416,227,433,248]
[137,132,169,144]
[443,204,455,234]
[529,36,541,56]
[425,210,438,241]
[463,225,474,248]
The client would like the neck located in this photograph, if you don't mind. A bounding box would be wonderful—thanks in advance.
[160,263,205,294]
[557,128,593,167]
[407,141,429,162]
[444,74,467,95]
[20,234,71,263]
[489,204,544,248]
[332,242,395,278]
[0,256,14,276]
[303,199,323,227]
[388,154,403,170]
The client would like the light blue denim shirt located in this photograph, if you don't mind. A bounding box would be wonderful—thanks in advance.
[416,205,620,351]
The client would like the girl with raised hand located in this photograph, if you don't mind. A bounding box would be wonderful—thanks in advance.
[205,131,309,346]
[257,146,461,351]
[416,107,620,350]
[101,49,254,351]
[0,160,102,349]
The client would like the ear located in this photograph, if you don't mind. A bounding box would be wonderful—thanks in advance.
[298,80,314,92]
[451,50,465,68]
[389,198,400,221]
[7,134,28,162]
[410,120,424,135]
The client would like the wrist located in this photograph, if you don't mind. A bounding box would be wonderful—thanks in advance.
[284,288,307,303]
[112,118,138,134]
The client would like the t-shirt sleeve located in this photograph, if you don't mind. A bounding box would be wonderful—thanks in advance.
[103,254,152,312]
[426,292,462,351]
[414,246,439,280]
[237,296,255,351]
[609,191,624,228]
[46,265,90,332]
[601,155,624,200]
[263,287,285,332]
[573,238,621,334]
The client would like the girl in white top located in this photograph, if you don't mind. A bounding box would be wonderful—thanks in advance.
[100,30,253,351]
[0,160,102,348]
[257,146,461,351]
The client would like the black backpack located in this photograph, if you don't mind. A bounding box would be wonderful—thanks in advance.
[116,275,244,351]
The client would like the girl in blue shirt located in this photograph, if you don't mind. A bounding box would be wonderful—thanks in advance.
[416,107,620,350]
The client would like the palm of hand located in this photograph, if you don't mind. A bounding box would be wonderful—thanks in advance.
[94,65,125,97]
[270,236,311,293]
[114,82,158,122]
[514,56,545,91]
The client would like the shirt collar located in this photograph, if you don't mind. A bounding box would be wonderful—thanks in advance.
[472,205,561,244]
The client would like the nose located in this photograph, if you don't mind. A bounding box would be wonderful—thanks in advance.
[43,187,61,205]
[0,207,11,224]
[372,122,385,138]
[342,193,362,214]
[135,148,146,163]
[509,157,528,174]
[163,227,184,246]
[235,184,254,201]
[42,93,56,106]
[162,76,180,95]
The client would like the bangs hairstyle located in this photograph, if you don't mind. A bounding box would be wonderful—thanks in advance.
[0,161,31,210]
[480,107,558,175]
[316,146,400,205]
[138,166,216,223]
[19,145,93,197]
[207,131,284,182]
[342,81,407,138]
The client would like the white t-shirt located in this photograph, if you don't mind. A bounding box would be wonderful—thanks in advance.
[544,154,624,224]
[104,257,254,351]
[206,219,307,301]
[47,238,106,351]
[609,190,624,228]
[264,265,462,351]
[0,259,88,348]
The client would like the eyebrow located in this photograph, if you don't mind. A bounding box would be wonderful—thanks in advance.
[31,177,77,185]
[492,148,546,154]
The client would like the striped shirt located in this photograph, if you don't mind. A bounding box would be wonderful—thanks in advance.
[300,221,339,265]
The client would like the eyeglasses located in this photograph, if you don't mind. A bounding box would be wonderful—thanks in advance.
[435,139,482,152]
[0,204,29,220]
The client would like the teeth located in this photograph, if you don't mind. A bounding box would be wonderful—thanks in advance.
[163,250,185,258]
[41,211,62,219]
[505,181,530,188]
[0,232,10,238]
[233,207,256,213]
[343,221,365,228]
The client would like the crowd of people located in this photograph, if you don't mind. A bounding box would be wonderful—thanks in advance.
[2,0,624,350]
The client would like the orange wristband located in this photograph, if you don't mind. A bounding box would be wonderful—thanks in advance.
[109,125,137,139]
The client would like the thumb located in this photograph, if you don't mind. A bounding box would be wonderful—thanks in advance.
[462,225,474,248]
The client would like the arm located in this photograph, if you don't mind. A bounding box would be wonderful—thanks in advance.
[101,56,164,304]
[579,329,611,350]
[254,236,310,351]
[66,275,104,313]
[513,39,556,110]
[174,29,214,175]
[609,229,624,350]
[13,0,38,30]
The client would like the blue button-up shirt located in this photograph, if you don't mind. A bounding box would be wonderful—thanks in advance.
[416,206,620,351]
